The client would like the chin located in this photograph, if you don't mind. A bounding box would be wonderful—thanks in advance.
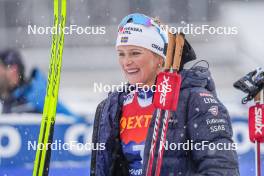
[128,79,143,86]
[128,80,138,85]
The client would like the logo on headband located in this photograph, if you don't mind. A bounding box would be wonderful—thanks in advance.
[152,44,163,52]
[119,26,143,34]
[121,36,128,43]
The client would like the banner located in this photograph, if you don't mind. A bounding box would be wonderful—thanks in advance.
[0,114,264,176]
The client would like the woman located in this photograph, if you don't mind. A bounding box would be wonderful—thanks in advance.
[91,13,239,176]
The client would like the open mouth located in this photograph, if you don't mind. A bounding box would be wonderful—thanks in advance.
[125,68,140,75]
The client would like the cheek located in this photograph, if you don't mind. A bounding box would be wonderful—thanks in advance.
[139,57,158,75]
[0,67,6,75]
[118,58,125,69]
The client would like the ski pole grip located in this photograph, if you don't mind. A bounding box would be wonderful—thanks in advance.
[254,89,264,104]
[164,32,175,70]
[254,91,260,103]
[172,33,185,72]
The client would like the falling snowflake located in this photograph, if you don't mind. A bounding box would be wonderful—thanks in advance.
[194,123,198,128]
[180,133,184,137]
[180,21,186,25]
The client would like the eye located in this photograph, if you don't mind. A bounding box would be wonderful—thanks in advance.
[118,52,125,57]
[132,51,141,56]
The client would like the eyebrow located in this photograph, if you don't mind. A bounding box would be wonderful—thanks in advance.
[130,49,143,52]
[117,49,143,52]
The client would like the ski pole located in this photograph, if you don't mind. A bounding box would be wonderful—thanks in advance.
[253,90,263,176]
[146,32,184,176]
[155,33,185,176]
[234,68,264,176]
[33,0,67,175]
[146,32,175,176]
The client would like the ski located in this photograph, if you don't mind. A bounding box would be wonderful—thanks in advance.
[33,0,67,175]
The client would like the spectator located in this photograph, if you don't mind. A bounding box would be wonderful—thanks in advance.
[0,49,83,121]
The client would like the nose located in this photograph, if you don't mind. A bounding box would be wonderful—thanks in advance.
[123,56,133,67]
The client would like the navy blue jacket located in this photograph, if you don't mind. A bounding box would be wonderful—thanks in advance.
[91,66,240,176]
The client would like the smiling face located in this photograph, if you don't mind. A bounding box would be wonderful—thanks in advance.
[117,45,163,86]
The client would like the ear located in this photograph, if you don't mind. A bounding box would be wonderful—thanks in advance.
[155,55,163,68]
[8,65,19,74]
[6,65,20,87]
[159,57,164,67]
[6,65,20,80]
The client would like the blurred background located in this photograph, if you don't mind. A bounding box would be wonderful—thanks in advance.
[0,0,264,175]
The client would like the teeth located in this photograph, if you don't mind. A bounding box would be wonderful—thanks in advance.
[127,69,139,73]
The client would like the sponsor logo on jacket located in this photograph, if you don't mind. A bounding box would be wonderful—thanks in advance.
[199,92,214,98]
[208,106,218,116]
[203,97,218,104]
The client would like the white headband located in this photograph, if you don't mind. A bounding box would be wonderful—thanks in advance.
[116,23,167,59]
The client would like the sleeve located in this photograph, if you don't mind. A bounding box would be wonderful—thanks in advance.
[24,68,83,121]
[90,100,107,176]
[187,88,240,176]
